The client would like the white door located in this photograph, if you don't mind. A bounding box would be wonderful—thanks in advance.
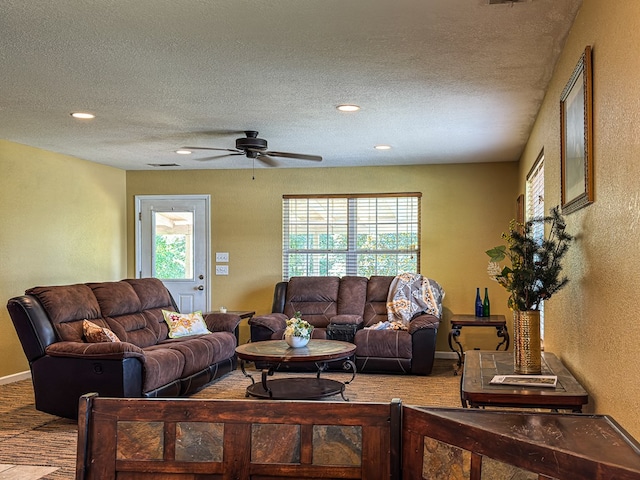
[136,195,210,313]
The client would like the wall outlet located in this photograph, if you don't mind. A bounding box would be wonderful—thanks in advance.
[215,252,229,262]
[215,265,229,275]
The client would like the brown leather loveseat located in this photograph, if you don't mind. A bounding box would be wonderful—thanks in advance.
[7,278,240,419]
[249,275,444,375]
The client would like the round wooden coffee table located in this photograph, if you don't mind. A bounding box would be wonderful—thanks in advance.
[235,339,356,400]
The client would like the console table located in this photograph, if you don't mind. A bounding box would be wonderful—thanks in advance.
[448,314,509,373]
[461,350,589,412]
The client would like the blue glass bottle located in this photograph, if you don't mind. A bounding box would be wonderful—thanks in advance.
[475,288,483,317]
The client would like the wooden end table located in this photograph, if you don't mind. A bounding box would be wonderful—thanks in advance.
[448,314,509,373]
[235,339,356,401]
[461,350,588,412]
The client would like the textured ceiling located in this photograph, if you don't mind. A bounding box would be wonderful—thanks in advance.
[1,0,581,170]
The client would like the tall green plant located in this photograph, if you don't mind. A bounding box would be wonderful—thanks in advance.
[486,206,574,311]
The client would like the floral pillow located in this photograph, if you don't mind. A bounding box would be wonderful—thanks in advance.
[162,310,211,338]
[83,319,120,343]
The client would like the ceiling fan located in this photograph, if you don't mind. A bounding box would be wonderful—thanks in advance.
[182,130,322,167]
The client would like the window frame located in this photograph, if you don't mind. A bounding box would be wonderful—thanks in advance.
[526,151,545,339]
[282,192,421,280]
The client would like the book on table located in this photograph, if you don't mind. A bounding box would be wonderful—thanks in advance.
[489,375,557,388]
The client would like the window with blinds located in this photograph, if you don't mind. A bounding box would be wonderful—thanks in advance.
[526,153,545,338]
[282,193,420,280]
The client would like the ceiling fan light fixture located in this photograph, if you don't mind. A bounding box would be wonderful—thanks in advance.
[70,112,95,119]
[336,104,360,112]
[374,144,391,150]
[175,149,192,155]
[178,130,322,166]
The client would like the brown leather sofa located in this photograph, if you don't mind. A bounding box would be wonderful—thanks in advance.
[7,278,240,419]
[249,276,444,375]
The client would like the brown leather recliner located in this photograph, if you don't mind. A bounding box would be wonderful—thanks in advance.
[249,275,444,375]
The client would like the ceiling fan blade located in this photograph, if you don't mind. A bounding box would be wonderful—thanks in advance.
[182,146,241,153]
[194,153,242,161]
[256,154,278,167]
[265,151,323,161]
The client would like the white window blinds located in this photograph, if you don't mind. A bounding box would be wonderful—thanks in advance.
[282,193,421,280]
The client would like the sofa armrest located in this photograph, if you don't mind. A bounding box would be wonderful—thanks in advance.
[408,314,440,334]
[249,313,287,333]
[45,341,145,361]
[410,327,438,375]
[204,312,242,333]
[329,314,364,326]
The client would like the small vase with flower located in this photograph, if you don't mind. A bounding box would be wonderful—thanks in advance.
[284,311,314,348]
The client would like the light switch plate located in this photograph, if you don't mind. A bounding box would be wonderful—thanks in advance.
[215,265,229,275]
[215,252,229,262]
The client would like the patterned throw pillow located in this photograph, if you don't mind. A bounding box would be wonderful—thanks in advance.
[83,319,120,343]
[162,310,211,338]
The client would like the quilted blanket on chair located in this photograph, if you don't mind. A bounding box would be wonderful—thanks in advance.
[386,273,444,328]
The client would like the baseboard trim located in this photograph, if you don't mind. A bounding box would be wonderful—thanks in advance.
[0,370,31,385]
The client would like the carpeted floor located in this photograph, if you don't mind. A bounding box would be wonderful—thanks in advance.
[0,359,460,479]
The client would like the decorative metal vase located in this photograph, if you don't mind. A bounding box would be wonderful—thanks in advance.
[513,310,542,374]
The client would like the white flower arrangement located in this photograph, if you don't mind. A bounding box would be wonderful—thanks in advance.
[284,312,313,339]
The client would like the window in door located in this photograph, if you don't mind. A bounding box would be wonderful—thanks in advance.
[282,193,421,280]
[153,211,194,280]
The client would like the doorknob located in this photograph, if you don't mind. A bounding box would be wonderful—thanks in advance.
[197,285,204,291]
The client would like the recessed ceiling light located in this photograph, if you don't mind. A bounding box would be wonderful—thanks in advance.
[175,149,192,155]
[70,112,95,119]
[336,104,360,112]
[374,144,392,150]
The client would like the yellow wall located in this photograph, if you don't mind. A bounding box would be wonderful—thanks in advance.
[519,1,640,438]
[0,141,127,377]
[126,162,518,348]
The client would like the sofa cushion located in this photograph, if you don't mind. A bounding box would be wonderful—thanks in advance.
[283,276,340,328]
[353,328,412,359]
[363,276,394,327]
[162,310,211,338]
[337,276,368,315]
[159,331,236,376]
[125,279,175,340]
[140,346,187,393]
[89,281,142,317]
[26,284,101,342]
[83,319,120,343]
[46,340,145,360]
[124,278,174,310]
[104,313,161,348]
